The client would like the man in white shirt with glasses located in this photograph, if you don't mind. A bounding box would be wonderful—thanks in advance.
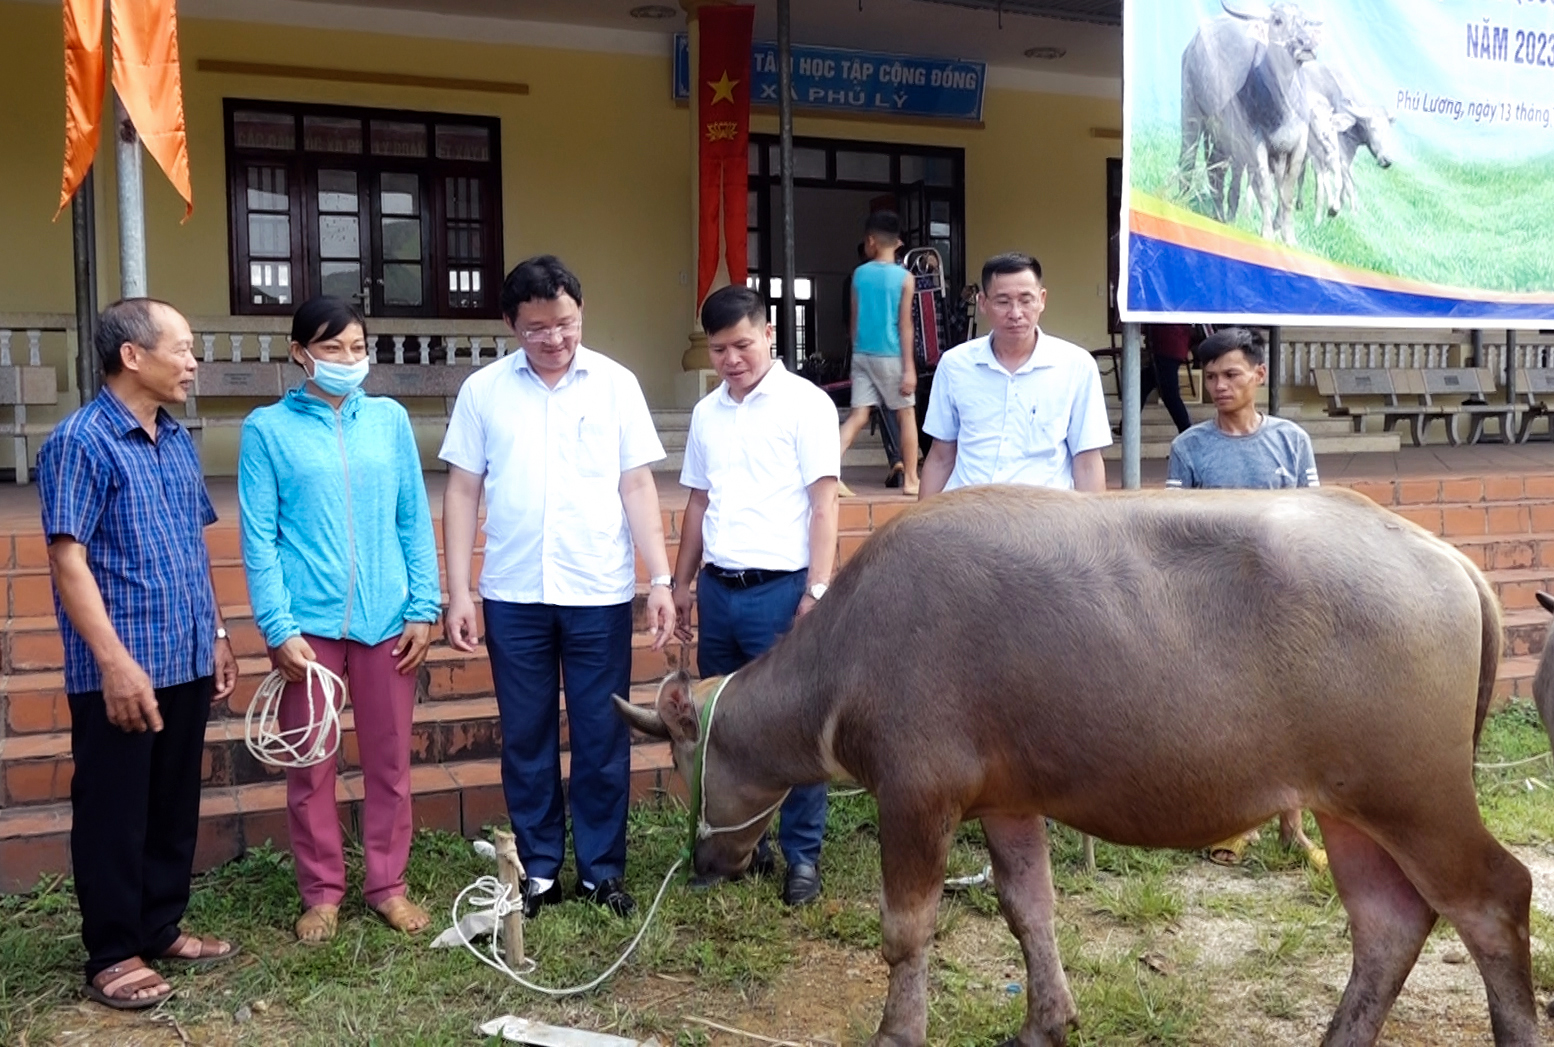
[920,253,1111,496]
[440,255,676,920]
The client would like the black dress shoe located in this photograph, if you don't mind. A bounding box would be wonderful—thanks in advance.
[521,879,564,919]
[576,878,638,917]
[782,862,822,907]
[744,838,777,879]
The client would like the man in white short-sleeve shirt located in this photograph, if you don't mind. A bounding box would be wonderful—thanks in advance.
[439,255,676,921]
[921,253,1111,495]
[671,285,840,908]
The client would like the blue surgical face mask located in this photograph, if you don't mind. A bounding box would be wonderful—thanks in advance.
[305,352,369,396]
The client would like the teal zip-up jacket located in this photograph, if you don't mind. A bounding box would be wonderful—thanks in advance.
[238,385,441,650]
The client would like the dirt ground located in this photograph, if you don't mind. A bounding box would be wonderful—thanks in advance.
[27,847,1554,1046]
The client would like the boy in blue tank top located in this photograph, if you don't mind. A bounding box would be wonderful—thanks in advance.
[839,211,920,495]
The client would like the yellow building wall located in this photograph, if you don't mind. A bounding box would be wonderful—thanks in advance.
[0,0,1122,448]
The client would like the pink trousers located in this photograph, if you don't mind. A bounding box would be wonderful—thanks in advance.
[279,635,414,909]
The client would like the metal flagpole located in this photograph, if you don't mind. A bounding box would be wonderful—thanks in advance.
[777,0,798,371]
[114,91,148,298]
[70,167,100,401]
[1122,322,1141,489]
[1267,325,1282,417]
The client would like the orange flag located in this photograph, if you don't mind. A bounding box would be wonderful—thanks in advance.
[111,0,193,220]
[56,0,105,216]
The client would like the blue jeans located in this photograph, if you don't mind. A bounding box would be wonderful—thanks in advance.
[483,600,633,887]
[695,568,827,867]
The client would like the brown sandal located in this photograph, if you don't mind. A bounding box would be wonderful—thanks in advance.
[295,904,340,944]
[160,932,240,967]
[84,958,172,1011]
[374,895,431,934]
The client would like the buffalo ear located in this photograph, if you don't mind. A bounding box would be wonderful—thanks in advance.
[614,694,670,739]
[1331,110,1357,134]
[656,670,702,746]
[1537,592,1554,616]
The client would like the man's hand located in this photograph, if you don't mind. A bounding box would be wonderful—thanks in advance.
[900,366,917,399]
[271,635,317,683]
[672,584,695,644]
[796,594,819,619]
[213,635,238,701]
[644,586,677,652]
[393,621,432,675]
[445,593,480,653]
[102,655,161,733]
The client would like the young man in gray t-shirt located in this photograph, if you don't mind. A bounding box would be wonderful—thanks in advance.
[1164,327,1323,869]
[1166,328,1318,490]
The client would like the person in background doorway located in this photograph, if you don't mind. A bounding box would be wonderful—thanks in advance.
[838,212,920,496]
[672,285,841,907]
[1165,326,1325,870]
[920,253,1111,496]
[840,240,907,488]
[38,298,239,1010]
[238,296,443,943]
[1141,323,1195,434]
[440,256,676,920]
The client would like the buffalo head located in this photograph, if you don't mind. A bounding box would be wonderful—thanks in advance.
[1223,0,1322,61]
[614,671,784,886]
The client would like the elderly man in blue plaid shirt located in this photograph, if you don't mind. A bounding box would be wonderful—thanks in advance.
[37,299,239,1010]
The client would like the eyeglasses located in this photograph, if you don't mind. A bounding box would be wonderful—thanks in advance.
[986,294,1041,315]
[520,319,581,345]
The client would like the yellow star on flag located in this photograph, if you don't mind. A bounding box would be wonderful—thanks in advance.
[707,70,739,106]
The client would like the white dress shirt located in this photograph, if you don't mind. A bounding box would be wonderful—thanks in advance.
[923,331,1112,491]
[439,346,665,605]
[680,362,841,572]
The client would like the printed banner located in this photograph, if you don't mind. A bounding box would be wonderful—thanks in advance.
[1121,0,1554,327]
[696,4,754,306]
[674,34,985,123]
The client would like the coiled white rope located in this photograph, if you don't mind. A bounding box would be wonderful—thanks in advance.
[451,858,684,997]
[244,662,347,769]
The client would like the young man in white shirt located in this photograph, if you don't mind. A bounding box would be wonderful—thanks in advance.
[672,285,841,906]
[440,256,676,919]
[920,253,1112,496]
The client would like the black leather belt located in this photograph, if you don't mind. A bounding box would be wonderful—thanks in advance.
[703,565,802,591]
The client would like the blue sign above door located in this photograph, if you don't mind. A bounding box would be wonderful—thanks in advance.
[673,34,986,123]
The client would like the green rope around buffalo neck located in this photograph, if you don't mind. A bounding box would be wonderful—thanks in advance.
[683,671,790,867]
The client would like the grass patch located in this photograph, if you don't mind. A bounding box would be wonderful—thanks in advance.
[4,707,1552,1044]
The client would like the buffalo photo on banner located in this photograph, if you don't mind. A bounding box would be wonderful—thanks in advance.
[1121,0,1554,326]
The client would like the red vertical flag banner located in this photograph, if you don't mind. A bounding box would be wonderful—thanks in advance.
[57,0,105,216]
[112,0,194,220]
[696,3,754,306]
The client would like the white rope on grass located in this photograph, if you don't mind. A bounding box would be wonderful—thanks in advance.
[451,859,684,998]
[1475,750,1553,772]
[244,662,347,769]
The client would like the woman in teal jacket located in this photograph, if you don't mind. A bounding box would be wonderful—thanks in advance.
[238,297,441,942]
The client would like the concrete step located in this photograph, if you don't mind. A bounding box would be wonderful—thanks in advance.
[1391,501,1554,540]
[1495,653,1541,703]
[0,743,681,894]
[1501,608,1550,658]
[0,679,675,809]
[1484,568,1554,612]
[1451,533,1554,573]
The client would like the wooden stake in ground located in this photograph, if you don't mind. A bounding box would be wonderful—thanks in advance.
[492,828,526,966]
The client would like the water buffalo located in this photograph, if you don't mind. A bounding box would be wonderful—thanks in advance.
[1180,1,1321,243]
[619,485,1540,1046]
[1303,60,1396,213]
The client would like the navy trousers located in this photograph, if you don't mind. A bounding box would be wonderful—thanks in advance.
[694,568,827,867]
[483,600,633,888]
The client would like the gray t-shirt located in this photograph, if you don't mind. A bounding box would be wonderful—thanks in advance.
[1166,416,1319,490]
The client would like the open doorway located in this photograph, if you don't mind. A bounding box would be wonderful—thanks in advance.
[747,135,966,374]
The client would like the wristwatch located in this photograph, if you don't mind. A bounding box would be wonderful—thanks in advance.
[215,627,230,642]
[807,583,829,601]
[649,575,675,591]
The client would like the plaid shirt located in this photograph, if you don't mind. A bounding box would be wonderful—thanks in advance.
[36,387,219,694]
